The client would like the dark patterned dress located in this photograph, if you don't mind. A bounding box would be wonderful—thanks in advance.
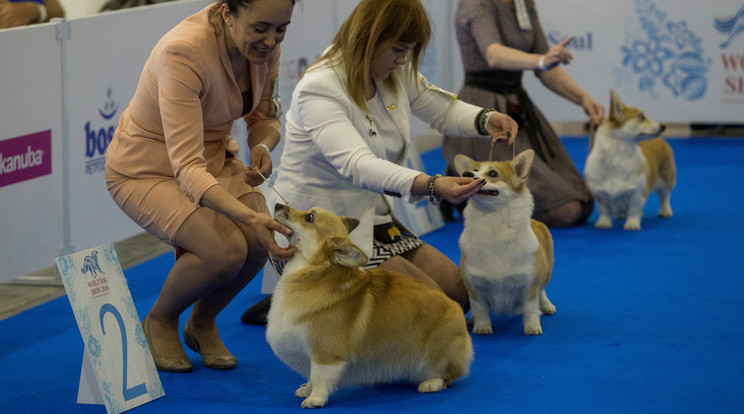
[442,0,593,222]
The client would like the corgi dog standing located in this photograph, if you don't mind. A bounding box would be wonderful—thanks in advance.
[454,150,555,336]
[584,89,676,230]
[265,203,473,409]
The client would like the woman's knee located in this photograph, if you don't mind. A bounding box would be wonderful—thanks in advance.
[536,201,584,228]
[203,239,248,283]
[242,243,269,270]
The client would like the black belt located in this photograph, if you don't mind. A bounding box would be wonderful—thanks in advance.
[464,71,555,165]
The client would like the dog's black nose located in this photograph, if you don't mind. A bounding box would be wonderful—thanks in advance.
[463,171,475,178]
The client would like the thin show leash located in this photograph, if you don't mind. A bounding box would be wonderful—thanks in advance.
[251,169,291,280]
[254,127,514,279]
[488,130,515,161]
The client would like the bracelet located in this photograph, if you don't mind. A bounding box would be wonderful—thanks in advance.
[427,174,442,206]
[538,55,547,71]
[252,143,271,153]
[37,4,47,23]
[475,107,494,136]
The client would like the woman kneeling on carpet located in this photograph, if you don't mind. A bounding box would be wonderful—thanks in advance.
[105,0,297,372]
[241,0,518,325]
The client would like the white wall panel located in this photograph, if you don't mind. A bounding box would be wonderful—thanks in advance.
[0,24,64,282]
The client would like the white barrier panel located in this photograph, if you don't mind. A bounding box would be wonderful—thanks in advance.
[0,24,65,282]
[522,0,744,122]
[64,0,212,253]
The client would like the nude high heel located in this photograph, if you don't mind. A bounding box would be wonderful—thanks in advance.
[183,320,237,370]
[142,314,192,373]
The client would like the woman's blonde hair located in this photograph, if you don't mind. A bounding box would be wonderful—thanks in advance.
[312,0,432,110]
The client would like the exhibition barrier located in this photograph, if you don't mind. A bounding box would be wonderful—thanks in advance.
[2,0,742,283]
[0,1,213,282]
[522,0,744,122]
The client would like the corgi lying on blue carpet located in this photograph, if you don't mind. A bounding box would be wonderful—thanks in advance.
[455,150,555,336]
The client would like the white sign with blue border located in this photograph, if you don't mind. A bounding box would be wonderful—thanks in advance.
[56,244,164,413]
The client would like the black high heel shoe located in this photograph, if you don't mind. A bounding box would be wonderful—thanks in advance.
[240,295,272,325]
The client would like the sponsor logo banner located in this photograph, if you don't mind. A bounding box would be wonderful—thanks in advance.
[0,130,52,188]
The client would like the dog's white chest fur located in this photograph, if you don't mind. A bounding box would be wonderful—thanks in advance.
[265,268,313,377]
[460,199,538,314]
[585,136,646,202]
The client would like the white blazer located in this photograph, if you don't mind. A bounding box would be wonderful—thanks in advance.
[268,60,486,259]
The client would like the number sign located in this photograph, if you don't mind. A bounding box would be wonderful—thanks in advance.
[56,244,164,413]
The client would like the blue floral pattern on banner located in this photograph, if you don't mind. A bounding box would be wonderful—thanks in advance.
[619,0,710,100]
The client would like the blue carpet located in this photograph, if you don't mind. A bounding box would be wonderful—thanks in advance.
[1,137,743,413]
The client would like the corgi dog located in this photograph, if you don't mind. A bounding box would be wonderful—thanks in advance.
[584,89,676,230]
[454,150,555,336]
[265,204,473,409]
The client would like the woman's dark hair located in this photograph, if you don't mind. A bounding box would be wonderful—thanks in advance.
[221,0,297,16]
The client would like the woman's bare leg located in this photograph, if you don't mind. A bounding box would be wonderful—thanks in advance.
[146,206,249,362]
[534,200,583,228]
[185,192,270,355]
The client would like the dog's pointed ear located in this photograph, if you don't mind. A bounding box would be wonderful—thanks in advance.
[454,154,475,176]
[331,237,369,268]
[512,149,534,186]
[341,217,360,234]
[609,89,626,123]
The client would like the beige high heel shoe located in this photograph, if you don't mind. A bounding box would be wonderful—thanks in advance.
[183,320,237,370]
[142,315,192,373]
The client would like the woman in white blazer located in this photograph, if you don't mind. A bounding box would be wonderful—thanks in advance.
[243,0,518,323]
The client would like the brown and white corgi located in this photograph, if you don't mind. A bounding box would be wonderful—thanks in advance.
[584,89,676,230]
[265,204,473,409]
[454,150,555,336]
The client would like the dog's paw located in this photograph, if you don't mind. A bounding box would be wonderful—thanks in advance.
[418,378,445,393]
[301,396,328,409]
[472,322,493,335]
[595,217,612,229]
[623,219,641,231]
[295,383,311,398]
[540,303,556,315]
[658,206,673,218]
[523,325,543,335]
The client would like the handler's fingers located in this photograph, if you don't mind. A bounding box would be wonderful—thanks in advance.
[243,167,265,187]
[267,242,296,262]
[264,217,292,238]
[443,177,485,205]
[458,179,486,202]
[557,36,574,48]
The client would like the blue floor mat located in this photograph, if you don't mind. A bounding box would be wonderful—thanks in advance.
[2,137,743,413]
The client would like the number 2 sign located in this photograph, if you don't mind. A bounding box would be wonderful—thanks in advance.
[56,244,164,413]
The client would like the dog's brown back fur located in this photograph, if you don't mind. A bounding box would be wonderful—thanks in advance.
[529,219,554,300]
[640,138,676,197]
[281,261,470,381]
[268,204,473,392]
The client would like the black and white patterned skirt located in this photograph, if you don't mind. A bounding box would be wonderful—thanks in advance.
[268,222,425,276]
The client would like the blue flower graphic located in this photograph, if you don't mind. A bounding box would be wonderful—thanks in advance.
[624,39,673,76]
[667,21,694,49]
[619,0,709,101]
